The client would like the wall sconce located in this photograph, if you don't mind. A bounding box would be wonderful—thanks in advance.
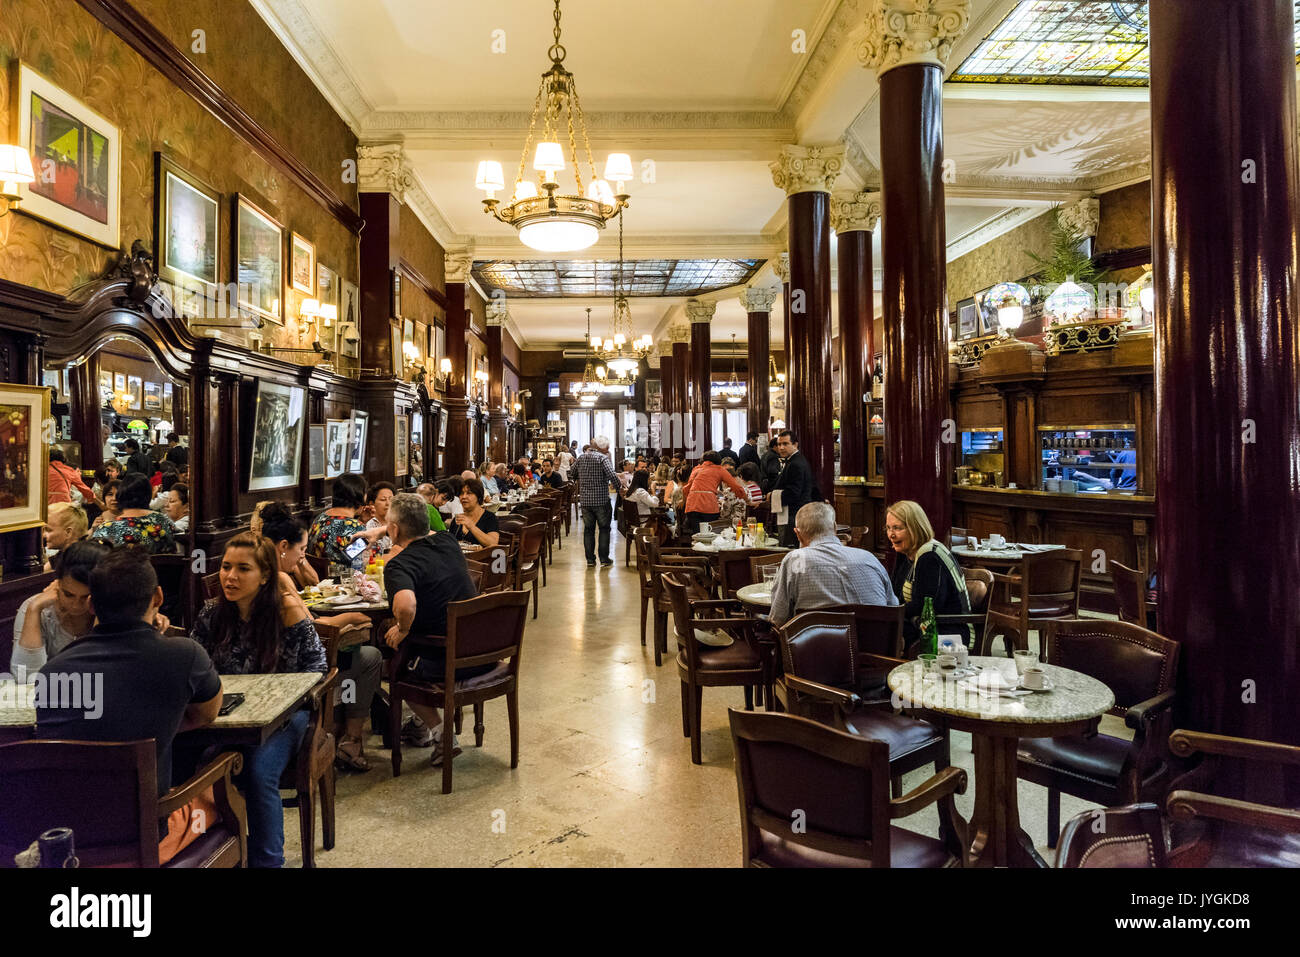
[401,340,421,377]
[319,303,337,329]
[0,145,36,217]
[985,281,1031,337]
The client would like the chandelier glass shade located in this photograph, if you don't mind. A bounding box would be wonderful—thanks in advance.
[578,308,604,399]
[595,210,652,375]
[474,0,630,252]
[719,333,745,404]
[768,354,786,391]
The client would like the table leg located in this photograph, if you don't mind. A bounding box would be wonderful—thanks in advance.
[968,732,1048,868]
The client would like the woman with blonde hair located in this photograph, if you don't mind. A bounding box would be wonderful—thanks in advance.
[884,500,971,651]
[42,501,89,572]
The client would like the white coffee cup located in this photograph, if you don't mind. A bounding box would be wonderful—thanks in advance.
[936,653,957,670]
[1022,666,1047,690]
[989,534,1006,548]
[1044,478,1060,492]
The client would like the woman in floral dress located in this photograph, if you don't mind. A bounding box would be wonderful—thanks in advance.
[90,472,176,554]
[307,472,370,571]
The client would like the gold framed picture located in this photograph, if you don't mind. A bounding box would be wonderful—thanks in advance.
[0,383,51,533]
[290,232,315,295]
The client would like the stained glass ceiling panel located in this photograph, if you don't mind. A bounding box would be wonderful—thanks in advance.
[473,259,765,298]
[950,1,1300,87]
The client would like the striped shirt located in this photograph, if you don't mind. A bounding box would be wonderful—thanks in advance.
[575,451,617,507]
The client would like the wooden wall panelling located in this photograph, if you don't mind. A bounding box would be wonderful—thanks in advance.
[360,194,399,377]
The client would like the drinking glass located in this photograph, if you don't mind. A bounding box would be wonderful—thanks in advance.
[1014,649,1039,675]
[760,565,779,589]
[918,653,939,674]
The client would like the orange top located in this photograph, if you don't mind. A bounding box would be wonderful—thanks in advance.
[683,462,746,515]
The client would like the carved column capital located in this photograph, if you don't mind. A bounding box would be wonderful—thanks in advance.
[770,144,846,196]
[669,323,692,344]
[657,339,674,358]
[1058,196,1101,239]
[486,300,508,326]
[357,143,415,201]
[831,190,883,234]
[858,0,971,78]
[445,248,474,284]
[739,286,779,314]
[685,299,717,324]
[773,251,791,284]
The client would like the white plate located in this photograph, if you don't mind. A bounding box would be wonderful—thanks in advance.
[323,596,367,608]
[1017,677,1055,692]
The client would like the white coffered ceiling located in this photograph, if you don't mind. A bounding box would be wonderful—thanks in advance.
[253,0,1157,347]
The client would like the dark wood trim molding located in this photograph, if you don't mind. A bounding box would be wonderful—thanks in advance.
[73,0,364,235]
[397,258,448,309]
[1094,245,1153,272]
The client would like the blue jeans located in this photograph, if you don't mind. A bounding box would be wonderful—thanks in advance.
[241,709,310,868]
[582,500,612,563]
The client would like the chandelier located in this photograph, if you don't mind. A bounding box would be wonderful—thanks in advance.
[768,354,786,392]
[474,0,632,252]
[594,210,653,375]
[578,308,603,405]
[720,334,745,404]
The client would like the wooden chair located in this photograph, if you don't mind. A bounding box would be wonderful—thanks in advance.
[1017,618,1180,848]
[715,548,787,599]
[621,496,655,566]
[728,708,969,868]
[464,545,513,593]
[466,563,485,593]
[1110,560,1157,630]
[633,528,658,650]
[936,566,995,653]
[0,739,247,868]
[545,493,566,552]
[832,603,906,705]
[202,570,222,601]
[305,553,331,578]
[1055,803,1169,868]
[278,664,340,868]
[387,591,530,793]
[520,507,553,565]
[663,572,767,764]
[150,553,188,627]
[980,548,1083,656]
[748,551,785,582]
[948,526,970,548]
[647,547,716,667]
[515,523,547,618]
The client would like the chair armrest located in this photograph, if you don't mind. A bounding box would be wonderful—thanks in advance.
[857,653,907,671]
[308,668,341,715]
[1169,729,1300,766]
[990,572,1021,586]
[687,617,754,631]
[159,750,243,816]
[1167,789,1300,834]
[1125,688,1177,731]
[689,598,744,612]
[890,765,968,819]
[783,674,861,711]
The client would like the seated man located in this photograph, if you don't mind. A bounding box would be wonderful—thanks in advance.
[615,460,635,492]
[382,493,482,764]
[539,458,565,489]
[769,502,898,627]
[33,547,223,864]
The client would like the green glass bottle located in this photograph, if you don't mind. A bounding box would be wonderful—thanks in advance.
[920,596,937,657]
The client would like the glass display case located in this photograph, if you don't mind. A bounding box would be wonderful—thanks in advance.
[955,429,1004,486]
[1039,425,1138,492]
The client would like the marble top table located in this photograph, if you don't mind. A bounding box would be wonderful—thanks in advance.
[0,672,322,748]
[888,655,1113,868]
[735,583,773,609]
[950,543,1065,565]
[691,538,787,554]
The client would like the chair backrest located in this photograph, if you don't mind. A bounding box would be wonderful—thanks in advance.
[1109,561,1147,623]
[445,591,530,675]
[728,708,891,867]
[1023,549,1084,607]
[748,552,785,581]
[716,548,785,598]
[1043,618,1179,718]
[497,513,527,532]
[518,523,547,564]
[464,545,513,593]
[150,553,187,624]
[963,567,995,614]
[521,507,550,527]
[708,518,734,533]
[1055,803,1167,868]
[948,526,970,548]
[778,612,857,689]
[0,739,159,867]
[836,604,906,661]
[621,496,643,528]
[466,563,485,593]
[305,553,331,577]
[202,570,222,601]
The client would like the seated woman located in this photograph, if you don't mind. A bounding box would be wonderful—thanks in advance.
[190,532,327,868]
[256,501,383,773]
[165,482,190,535]
[91,459,123,501]
[884,499,972,652]
[737,462,765,507]
[307,472,370,571]
[90,472,177,553]
[350,481,395,554]
[626,469,660,519]
[91,479,120,530]
[452,478,500,547]
[12,540,110,680]
[150,462,180,511]
[510,463,534,490]
[42,501,89,573]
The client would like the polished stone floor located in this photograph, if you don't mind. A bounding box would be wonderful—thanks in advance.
[283,519,1117,867]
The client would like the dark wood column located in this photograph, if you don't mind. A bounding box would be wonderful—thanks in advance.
[68,352,102,472]
[775,252,790,433]
[486,312,508,463]
[657,343,674,455]
[359,192,400,377]
[671,328,690,458]
[686,301,715,459]
[831,191,880,480]
[772,146,842,498]
[740,287,776,443]
[443,279,472,472]
[1151,0,1300,791]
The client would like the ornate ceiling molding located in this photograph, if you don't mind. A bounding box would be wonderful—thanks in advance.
[250,0,372,126]
[1058,196,1101,239]
[485,300,509,326]
[771,144,846,196]
[444,250,474,284]
[669,323,692,343]
[739,286,780,313]
[858,0,972,78]
[657,338,674,358]
[357,143,414,199]
[830,189,882,233]
[945,205,1048,263]
[780,0,864,119]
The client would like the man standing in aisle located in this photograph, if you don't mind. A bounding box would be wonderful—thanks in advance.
[718,438,739,467]
[737,431,761,469]
[771,430,815,547]
[576,436,617,567]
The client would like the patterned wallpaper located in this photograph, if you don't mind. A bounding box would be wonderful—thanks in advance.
[1096,181,1151,253]
[0,0,359,371]
[947,210,1055,311]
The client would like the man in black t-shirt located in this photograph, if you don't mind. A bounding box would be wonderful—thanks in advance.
[35,548,223,797]
[382,493,482,764]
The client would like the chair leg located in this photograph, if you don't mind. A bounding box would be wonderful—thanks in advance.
[299,780,316,868]
[743,685,754,711]
[389,690,403,778]
[639,592,648,646]
[690,683,704,764]
[541,556,547,587]
[890,773,903,798]
[531,577,539,619]
[680,681,691,737]
[454,706,463,736]
[319,766,336,851]
[653,610,666,668]
[1047,786,1061,849]
[473,701,485,747]
[507,690,520,769]
[441,710,455,795]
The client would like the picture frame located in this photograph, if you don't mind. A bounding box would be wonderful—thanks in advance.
[113,372,126,393]
[0,383,51,533]
[98,370,112,398]
[162,383,173,414]
[248,380,305,492]
[391,269,402,318]
[347,409,369,474]
[394,414,409,477]
[290,232,315,295]
[234,194,283,324]
[324,418,350,479]
[308,423,326,480]
[956,296,980,341]
[438,409,448,447]
[143,381,162,411]
[403,318,415,347]
[13,62,121,248]
[154,152,219,294]
[340,280,360,358]
[127,375,142,411]
[390,323,403,372]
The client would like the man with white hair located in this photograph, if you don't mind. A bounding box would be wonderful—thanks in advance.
[768,503,897,627]
[575,436,617,567]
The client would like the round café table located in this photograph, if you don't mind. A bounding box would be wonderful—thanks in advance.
[735,583,772,610]
[887,656,1113,868]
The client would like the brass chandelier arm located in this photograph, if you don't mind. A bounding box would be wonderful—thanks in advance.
[567,73,602,190]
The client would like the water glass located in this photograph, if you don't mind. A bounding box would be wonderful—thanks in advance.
[918,653,939,673]
[760,565,779,588]
[1014,649,1039,675]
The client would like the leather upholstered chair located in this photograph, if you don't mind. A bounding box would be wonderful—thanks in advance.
[1055,803,1169,868]
[981,548,1083,656]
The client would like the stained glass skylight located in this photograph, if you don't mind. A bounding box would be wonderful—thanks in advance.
[472,259,765,299]
[950,1,1300,87]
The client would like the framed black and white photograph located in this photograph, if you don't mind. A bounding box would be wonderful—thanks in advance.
[127,375,142,411]
[290,232,315,295]
[437,409,448,447]
[956,296,980,340]
[391,269,402,318]
[340,279,360,358]
[308,423,326,480]
[248,380,305,492]
[234,194,283,324]
[154,152,219,294]
[394,414,409,477]
[325,417,349,479]
[163,383,173,414]
[143,381,162,412]
[390,323,403,372]
[347,409,369,474]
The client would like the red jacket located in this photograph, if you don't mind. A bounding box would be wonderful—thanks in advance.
[683,463,746,515]
[48,460,94,504]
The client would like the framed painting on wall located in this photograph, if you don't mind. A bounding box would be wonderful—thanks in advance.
[308,424,326,480]
[113,372,126,393]
[127,375,142,411]
[234,194,283,324]
[390,323,403,373]
[0,384,50,533]
[98,370,112,399]
[290,232,315,295]
[248,380,305,492]
[394,414,409,477]
[391,269,402,318]
[347,410,369,474]
[956,297,980,340]
[14,62,121,249]
[340,280,360,358]
[438,409,448,447]
[163,383,173,414]
[154,152,219,294]
[143,381,162,411]
[324,418,349,479]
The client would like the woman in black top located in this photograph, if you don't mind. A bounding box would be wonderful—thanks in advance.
[452,478,500,546]
[884,499,971,652]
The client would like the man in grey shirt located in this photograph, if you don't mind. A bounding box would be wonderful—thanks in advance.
[769,503,898,627]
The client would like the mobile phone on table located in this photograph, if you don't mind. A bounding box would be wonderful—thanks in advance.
[344,537,368,562]
[218,693,245,716]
